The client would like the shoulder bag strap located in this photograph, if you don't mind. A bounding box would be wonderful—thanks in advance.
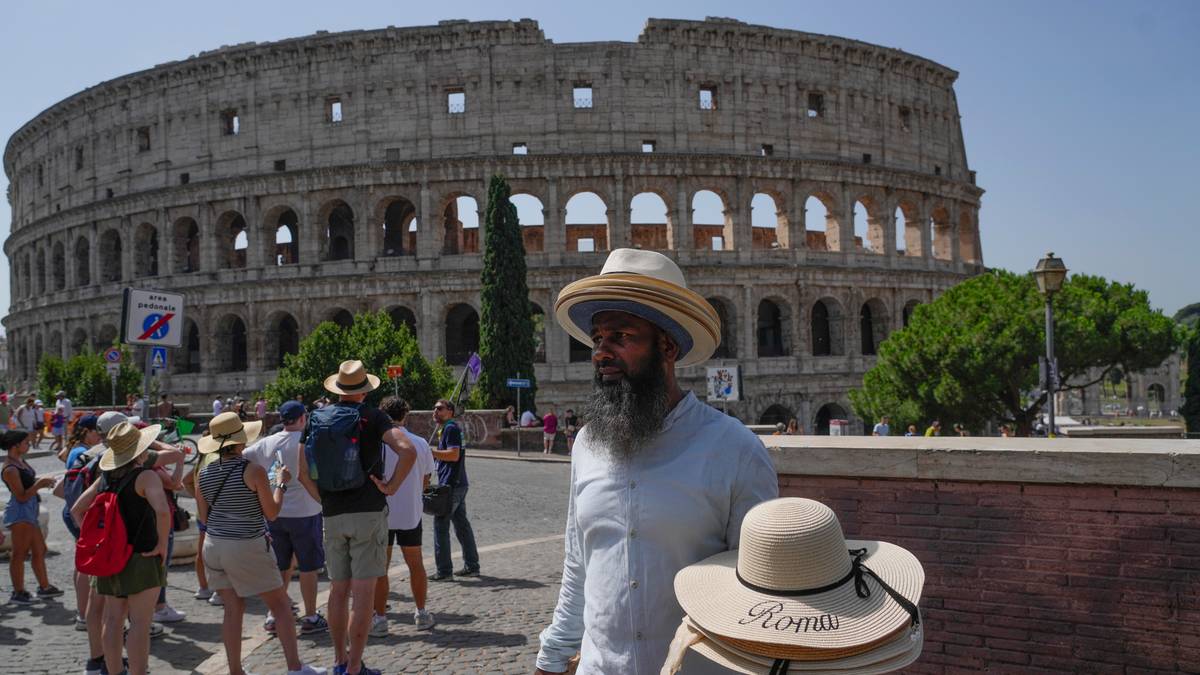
[207,457,245,512]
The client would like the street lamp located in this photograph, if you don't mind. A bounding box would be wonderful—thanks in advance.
[1032,252,1068,436]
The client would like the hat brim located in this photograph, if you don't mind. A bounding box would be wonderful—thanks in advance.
[98,424,162,471]
[555,273,721,368]
[323,372,382,396]
[686,620,924,674]
[675,540,924,653]
[198,420,264,454]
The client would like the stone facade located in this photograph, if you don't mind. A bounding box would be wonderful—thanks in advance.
[3,17,984,431]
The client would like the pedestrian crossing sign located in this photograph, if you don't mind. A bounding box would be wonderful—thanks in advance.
[151,346,168,371]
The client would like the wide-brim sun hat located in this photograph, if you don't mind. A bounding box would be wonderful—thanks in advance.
[323,359,381,396]
[99,422,162,471]
[554,248,721,368]
[198,412,263,454]
[674,498,924,661]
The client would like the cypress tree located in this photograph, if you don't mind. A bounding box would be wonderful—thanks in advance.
[477,173,537,410]
[1182,331,1200,434]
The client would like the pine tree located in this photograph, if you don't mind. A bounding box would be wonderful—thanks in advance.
[477,173,537,410]
[1182,331,1200,434]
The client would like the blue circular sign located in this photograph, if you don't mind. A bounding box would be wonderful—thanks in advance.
[142,313,171,340]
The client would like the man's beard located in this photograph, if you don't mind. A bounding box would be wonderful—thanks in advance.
[582,346,670,461]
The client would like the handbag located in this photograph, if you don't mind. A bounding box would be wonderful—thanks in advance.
[168,490,191,532]
[422,484,453,517]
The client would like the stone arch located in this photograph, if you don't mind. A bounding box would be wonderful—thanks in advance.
[815,402,849,435]
[895,199,922,256]
[214,313,249,372]
[388,305,418,338]
[902,299,922,328]
[564,190,609,253]
[319,199,355,261]
[958,208,981,263]
[95,323,118,350]
[510,192,546,252]
[376,195,417,257]
[691,188,730,250]
[531,303,547,363]
[134,222,159,277]
[1147,383,1166,414]
[629,191,671,250]
[439,194,480,255]
[263,205,300,266]
[33,333,44,368]
[174,318,201,374]
[265,311,300,369]
[757,297,789,357]
[751,192,784,250]
[173,217,201,273]
[707,296,738,359]
[930,204,952,260]
[859,298,890,355]
[35,247,46,295]
[51,239,66,289]
[852,193,885,253]
[216,210,248,269]
[48,330,62,359]
[98,229,122,282]
[445,303,480,365]
[759,403,794,427]
[803,190,841,251]
[811,297,846,357]
[325,308,354,330]
[69,328,88,356]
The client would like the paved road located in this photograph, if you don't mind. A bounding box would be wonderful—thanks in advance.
[0,450,572,674]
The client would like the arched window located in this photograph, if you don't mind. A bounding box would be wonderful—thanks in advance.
[218,212,248,269]
[511,194,545,253]
[182,320,201,374]
[217,315,248,372]
[853,198,882,253]
[860,304,876,355]
[630,192,670,250]
[329,309,354,330]
[812,301,832,357]
[441,196,479,255]
[759,404,793,426]
[70,328,88,356]
[51,242,65,291]
[815,403,848,435]
[96,324,118,350]
[389,306,417,338]
[692,189,728,250]
[98,230,122,282]
[270,313,300,368]
[324,202,355,261]
[569,336,592,363]
[35,249,46,295]
[174,218,200,273]
[565,192,609,252]
[757,299,786,357]
[48,331,62,359]
[382,198,416,257]
[751,193,782,249]
[445,304,479,365]
[134,224,159,277]
[531,304,547,363]
[930,206,952,260]
[903,300,921,328]
[804,195,836,251]
[707,297,737,359]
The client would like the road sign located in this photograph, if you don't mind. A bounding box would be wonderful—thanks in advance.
[386,365,404,378]
[150,347,168,371]
[121,288,185,347]
[106,362,121,376]
[506,378,531,389]
[104,347,122,364]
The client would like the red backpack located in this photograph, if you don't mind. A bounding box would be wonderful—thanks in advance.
[75,470,142,577]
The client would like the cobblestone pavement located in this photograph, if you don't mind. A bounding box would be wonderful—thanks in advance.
[0,451,571,674]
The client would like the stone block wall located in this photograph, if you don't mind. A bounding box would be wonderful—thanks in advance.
[769,436,1200,673]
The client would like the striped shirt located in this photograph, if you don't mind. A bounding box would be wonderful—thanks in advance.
[198,456,264,539]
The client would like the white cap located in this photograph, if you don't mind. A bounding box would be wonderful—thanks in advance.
[98,411,141,434]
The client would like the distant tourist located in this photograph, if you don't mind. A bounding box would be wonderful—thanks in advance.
[771,422,786,435]
[503,405,517,429]
[1000,424,1013,437]
[563,408,580,453]
[542,404,559,454]
[212,396,224,417]
[872,415,891,436]
[430,399,480,581]
[255,396,268,420]
[785,418,801,434]
[157,393,174,419]
[904,424,918,437]
[3,429,62,604]
[953,423,969,437]
[924,419,942,437]
[520,407,539,428]
[50,390,73,455]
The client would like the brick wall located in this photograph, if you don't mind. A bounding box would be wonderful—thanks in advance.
[779,474,1200,673]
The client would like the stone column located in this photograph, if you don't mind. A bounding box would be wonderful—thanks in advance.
[155,209,170,277]
[732,176,753,254]
[881,208,897,258]
[298,195,321,265]
[198,203,220,272]
[838,197,855,254]
[88,229,101,288]
[673,179,692,251]
[416,183,437,260]
[608,176,629,250]
[741,285,755,361]
[919,195,933,262]
[244,200,265,269]
[544,179,565,255]
[355,189,373,262]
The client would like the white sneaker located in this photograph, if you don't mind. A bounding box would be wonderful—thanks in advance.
[208,592,224,606]
[194,587,213,600]
[369,613,388,637]
[415,609,436,630]
[288,665,328,675]
[153,605,186,623]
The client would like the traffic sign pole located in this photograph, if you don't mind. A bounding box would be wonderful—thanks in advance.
[516,372,522,457]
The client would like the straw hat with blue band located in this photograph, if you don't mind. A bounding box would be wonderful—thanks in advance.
[554,249,722,368]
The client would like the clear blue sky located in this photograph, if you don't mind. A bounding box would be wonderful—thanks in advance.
[2,0,1197,326]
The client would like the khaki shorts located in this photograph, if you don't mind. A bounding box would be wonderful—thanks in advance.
[203,535,283,598]
[324,511,388,581]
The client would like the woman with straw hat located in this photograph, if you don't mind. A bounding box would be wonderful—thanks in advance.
[195,411,325,675]
[69,421,169,675]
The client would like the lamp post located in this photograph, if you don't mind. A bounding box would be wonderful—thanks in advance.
[1032,252,1068,436]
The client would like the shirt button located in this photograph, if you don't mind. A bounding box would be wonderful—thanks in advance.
[630,480,637,489]
[629,529,637,538]
[631,580,639,588]
[636,632,644,640]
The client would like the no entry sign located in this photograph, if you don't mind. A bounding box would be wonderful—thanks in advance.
[121,288,186,348]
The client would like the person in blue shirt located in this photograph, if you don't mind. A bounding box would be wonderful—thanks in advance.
[429,399,480,581]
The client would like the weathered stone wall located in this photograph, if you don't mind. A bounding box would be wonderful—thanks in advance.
[769,436,1200,672]
[3,18,984,431]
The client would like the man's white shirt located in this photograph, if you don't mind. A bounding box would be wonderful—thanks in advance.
[536,392,778,674]
[242,429,322,519]
[384,427,435,531]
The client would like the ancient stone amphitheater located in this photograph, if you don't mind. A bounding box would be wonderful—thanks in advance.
[4,17,984,432]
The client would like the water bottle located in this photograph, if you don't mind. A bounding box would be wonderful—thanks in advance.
[342,440,359,484]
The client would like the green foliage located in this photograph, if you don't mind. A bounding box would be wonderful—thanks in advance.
[850,270,1179,435]
[1182,330,1200,433]
[37,349,143,406]
[1175,302,1200,329]
[476,173,538,410]
[263,311,452,410]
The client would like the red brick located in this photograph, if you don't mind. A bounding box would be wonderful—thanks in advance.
[938,481,1023,494]
[1023,484,1116,497]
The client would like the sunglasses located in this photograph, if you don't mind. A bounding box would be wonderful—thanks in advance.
[433,405,448,411]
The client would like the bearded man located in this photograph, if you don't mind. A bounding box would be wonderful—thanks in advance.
[535,249,778,675]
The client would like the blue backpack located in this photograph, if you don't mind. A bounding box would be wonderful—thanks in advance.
[63,452,101,511]
[304,403,367,492]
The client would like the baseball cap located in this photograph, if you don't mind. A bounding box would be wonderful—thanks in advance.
[98,411,141,434]
[279,400,306,423]
[75,415,99,431]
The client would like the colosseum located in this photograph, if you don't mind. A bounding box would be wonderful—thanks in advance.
[3,17,984,432]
